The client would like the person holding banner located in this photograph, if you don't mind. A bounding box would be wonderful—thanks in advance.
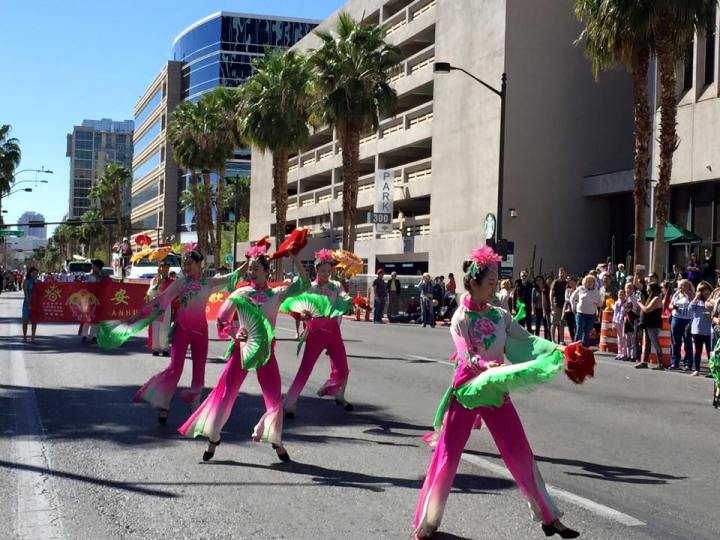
[179,246,308,463]
[79,259,105,342]
[22,267,39,343]
[145,261,174,356]
[97,249,243,425]
[283,249,353,419]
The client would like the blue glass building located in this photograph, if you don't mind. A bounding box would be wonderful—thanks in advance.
[170,13,318,238]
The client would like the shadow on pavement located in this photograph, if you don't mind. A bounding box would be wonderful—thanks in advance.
[0,459,177,498]
[207,458,514,494]
[464,449,686,485]
[0,334,147,356]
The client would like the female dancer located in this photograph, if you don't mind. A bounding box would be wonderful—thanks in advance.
[22,267,38,343]
[414,245,581,539]
[98,249,241,424]
[179,249,307,462]
[283,249,353,418]
[145,261,173,357]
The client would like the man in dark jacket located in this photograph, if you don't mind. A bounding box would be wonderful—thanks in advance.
[513,270,533,332]
[549,268,567,343]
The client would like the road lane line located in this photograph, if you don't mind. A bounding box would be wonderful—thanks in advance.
[404,353,455,367]
[460,453,645,527]
[9,325,65,539]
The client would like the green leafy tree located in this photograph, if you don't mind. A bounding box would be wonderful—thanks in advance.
[90,175,114,261]
[309,14,400,250]
[0,124,21,225]
[651,0,716,275]
[100,163,131,246]
[575,0,654,268]
[80,209,103,256]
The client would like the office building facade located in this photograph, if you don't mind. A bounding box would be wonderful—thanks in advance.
[17,211,46,240]
[250,0,636,276]
[66,119,134,219]
[131,12,318,245]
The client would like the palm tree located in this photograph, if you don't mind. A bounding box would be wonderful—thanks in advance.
[575,0,654,270]
[0,124,21,224]
[651,0,716,275]
[90,175,114,261]
[309,13,400,250]
[168,101,208,253]
[80,208,103,256]
[99,163,131,247]
[240,49,313,272]
[53,223,71,259]
[201,87,242,267]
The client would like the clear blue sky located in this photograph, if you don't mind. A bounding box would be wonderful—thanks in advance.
[0,0,341,233]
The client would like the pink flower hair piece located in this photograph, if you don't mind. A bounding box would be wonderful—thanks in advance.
[468,245,502,270]
[181,242,197,254]
[314,248,335,265]
[246,244,268,258]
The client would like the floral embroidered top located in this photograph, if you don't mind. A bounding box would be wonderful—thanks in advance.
[223,276,309,328]
[450,294,534,388]
[149,270,241,333]
[308,279,352,319]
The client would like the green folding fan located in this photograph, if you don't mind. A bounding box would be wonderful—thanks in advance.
[279,293,333,319]
[224,296,275,370]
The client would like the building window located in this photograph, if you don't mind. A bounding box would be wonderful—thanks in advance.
[706,7,717,86]
[134,118,162,155]
[131,181,160,208]
[131,213,159,231]
[682,41,694,92]
[135,88,162,130]
[133,150,161,182]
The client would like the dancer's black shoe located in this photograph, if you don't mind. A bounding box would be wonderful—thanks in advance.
[335,399,354,411]
[284,410,295,419]
[542,521,580,538]
[203,438,221,462]
[152,351,160,356]
[157,408,169,425]
[272,443,291,462]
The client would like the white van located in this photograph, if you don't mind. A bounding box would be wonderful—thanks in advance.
[126,253,182,280]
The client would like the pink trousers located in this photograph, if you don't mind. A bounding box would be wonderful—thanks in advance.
[284,317,349,411]
[414,397,560,533]
[134,326,207,410]
[178,342,284,446]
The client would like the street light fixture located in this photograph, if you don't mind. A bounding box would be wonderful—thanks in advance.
[434,61,507,246]
[1,187,32,198]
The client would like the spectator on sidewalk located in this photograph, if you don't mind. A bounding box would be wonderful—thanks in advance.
[613,288,628,360]
[532,275,551,338]
[496,279,512,310]
[418,273,435,328]
[614,263,627,289]
[570,275,601,346]
[701,248,715,284]
[668,279,693,371]
[372,269,387,324]
[635,283,664,370]
[687,253,701,285]
[446,273,456,295]
[563,276,578,344]
[599,272,619,306]
[550,268,567,343]
[513,270,534,333]
[622,297,638,362]
[689,282,713,376]
[386,271,402,320]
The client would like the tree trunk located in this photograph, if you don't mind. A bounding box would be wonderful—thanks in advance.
[214,168,225,269]
[631,47,651,273]
[203,171,216,264]
[339,125,361,251]
[654,16,678,278]
[273,151,290,278]
[189,172,204,254]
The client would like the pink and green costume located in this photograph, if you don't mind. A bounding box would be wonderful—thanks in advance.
[283,279,353,412]
[98,270,241,410]
[178,277,308,446]
[414,295,565,535]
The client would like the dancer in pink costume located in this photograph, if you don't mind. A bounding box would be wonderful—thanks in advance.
[413,245,580,539]
[98,248,243,425]
[283,249,353,418]
[179,249,308,462]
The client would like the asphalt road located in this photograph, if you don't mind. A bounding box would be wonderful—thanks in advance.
[1,290,718,540]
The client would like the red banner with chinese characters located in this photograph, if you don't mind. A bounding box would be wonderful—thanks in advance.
[30,281,149,323]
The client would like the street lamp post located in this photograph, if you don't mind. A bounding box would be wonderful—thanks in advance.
[433,62,507,246]
[0,187,33,199]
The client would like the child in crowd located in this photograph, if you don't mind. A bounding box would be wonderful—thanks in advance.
[689,282,713,376]
[622,299,638,361]
[613,288,627,360]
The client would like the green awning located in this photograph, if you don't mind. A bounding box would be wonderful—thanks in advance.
[645,222,702,243]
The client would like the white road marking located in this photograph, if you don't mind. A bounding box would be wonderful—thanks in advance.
[461,453,645,527]
[404,353,455,367]
[8,325,65,539]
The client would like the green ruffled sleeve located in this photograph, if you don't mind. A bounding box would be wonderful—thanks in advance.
[280,275,309,300]
[330,282,352,318]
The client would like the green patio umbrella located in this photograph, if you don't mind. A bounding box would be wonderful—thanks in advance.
[645,222,702,243]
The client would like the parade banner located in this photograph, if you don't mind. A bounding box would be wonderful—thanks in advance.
[30,281,148,323]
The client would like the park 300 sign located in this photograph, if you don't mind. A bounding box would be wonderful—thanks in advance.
[372,169,394,234]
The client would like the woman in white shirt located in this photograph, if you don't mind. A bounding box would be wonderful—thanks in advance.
[668,279,693,370]
[570,275,601,346]
[495,279,512,310]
